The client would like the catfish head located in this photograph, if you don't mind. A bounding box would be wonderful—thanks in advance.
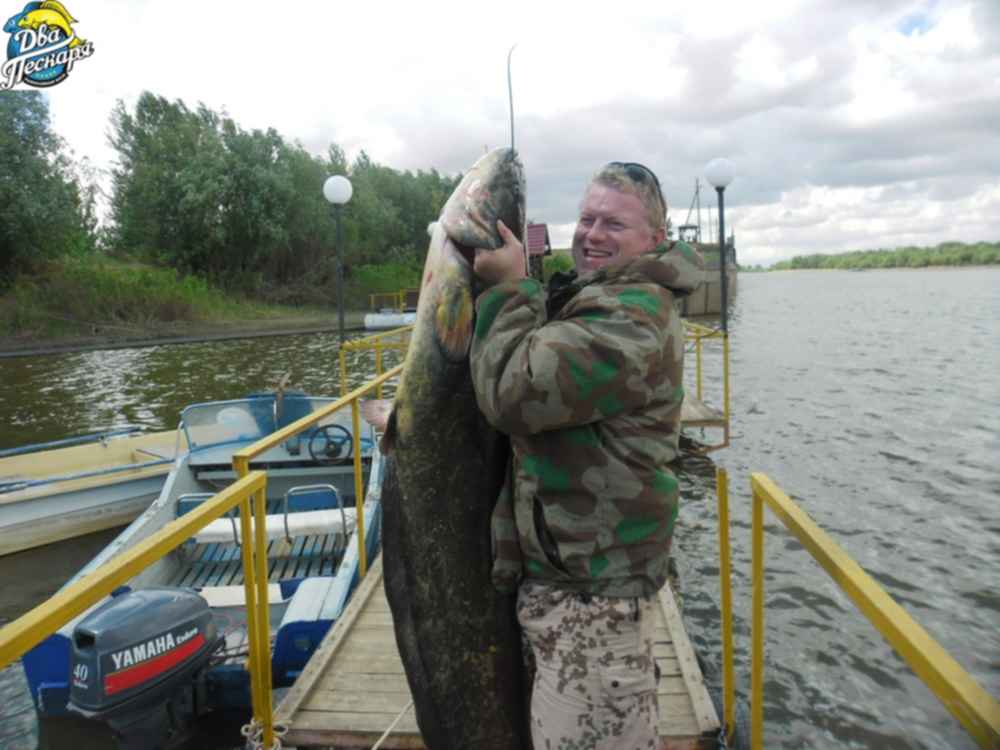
[439,148,526,265]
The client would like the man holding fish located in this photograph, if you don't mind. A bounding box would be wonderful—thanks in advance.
[472,161,703,749]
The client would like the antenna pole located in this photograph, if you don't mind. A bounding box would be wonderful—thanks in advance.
[696,178,703,242]
[507,44,517,152]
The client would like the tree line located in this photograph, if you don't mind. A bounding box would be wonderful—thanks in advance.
[769,242,1000,271]
[0,91,95,285]
[1,90,460,301]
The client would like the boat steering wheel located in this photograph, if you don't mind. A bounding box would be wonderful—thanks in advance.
[308,424,353,465]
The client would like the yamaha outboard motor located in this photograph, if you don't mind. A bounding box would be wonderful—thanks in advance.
[67,587,223,749]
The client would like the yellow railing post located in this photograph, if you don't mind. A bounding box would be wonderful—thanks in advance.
[350,400,367,577]
[339,348,349,398]
[252,483,275,747]
[696,335,704,401]
[375,337,383,398]
[723,334,731,423]
[233,456,264,734]
[716,467,736,743]
[751,479,765,750]
[237,493,264,730]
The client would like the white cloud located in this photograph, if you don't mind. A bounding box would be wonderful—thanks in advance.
[9,0,996,265]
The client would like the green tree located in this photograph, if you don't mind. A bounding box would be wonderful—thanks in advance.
[0,91,90,285]
[107,91,463,297]
[108,93,228,272]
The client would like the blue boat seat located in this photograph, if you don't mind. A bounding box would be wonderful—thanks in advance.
[173,485,348,589]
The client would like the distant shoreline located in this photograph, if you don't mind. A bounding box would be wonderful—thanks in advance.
[747,241,999,273]
[760,263,999,273]
[0,314,369,359]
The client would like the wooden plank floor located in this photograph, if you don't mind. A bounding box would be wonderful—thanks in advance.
[277,556,720,749]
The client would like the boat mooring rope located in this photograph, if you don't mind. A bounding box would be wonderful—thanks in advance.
[237,696,411,749]
[241,717,288,750]
[371,697,415,750]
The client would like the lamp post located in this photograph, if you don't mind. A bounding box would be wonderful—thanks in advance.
[705,158,735,334]
[323,175,353,339]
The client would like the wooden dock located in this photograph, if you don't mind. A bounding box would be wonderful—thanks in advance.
[276,556,721,749]
[0,662,37,750]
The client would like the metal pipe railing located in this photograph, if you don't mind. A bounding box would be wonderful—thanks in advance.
[0,427,141,458]
[716,468,736,743]
[0,366,407,750]
[230,366,403,745]
[233,364,403,578]
[368,291,405,312]
[338,326,411,396]
[0,456,173,494]
[683,320,731,451]
[749,472,1000,749]
[0,471,268,671]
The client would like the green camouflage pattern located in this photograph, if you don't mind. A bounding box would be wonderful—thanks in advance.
[518,582,659,749]
[471,241,704,598]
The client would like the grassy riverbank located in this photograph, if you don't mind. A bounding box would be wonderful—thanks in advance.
[0,256,353,353]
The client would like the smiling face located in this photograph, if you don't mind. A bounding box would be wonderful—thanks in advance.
[571,183,666,273]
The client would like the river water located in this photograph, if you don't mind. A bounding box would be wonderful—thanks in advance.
[1,268,997,749]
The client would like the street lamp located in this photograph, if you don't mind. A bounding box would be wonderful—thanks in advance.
[705,158,735,334]
[323,175,353,339]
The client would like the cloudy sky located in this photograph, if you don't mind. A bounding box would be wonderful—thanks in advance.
[23,0,1000,266]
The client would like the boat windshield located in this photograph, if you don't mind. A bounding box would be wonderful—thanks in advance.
[180,395,341,450]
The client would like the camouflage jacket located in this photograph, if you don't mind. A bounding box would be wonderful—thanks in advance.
[470,241,704,598]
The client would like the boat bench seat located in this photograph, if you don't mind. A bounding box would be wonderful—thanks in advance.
[193,507,356,544]
[199,583,284,608]
[171,485,350,588]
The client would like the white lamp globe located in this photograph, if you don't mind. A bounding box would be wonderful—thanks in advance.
[323,175,353,205]
[705,158,735,189]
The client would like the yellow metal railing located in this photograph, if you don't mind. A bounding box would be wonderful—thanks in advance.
[715,468,737,744]
[0,366,408,750]
[338,326,411,398]
[734,472,1000,749]
[0,471,271,728]
[340,322,729,444]
[230,365,403,746]
[684,320,731,451]
[369,291,405,312]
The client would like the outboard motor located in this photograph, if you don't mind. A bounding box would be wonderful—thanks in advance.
[68,587,223,749]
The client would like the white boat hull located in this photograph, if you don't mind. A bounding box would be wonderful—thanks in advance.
[0,431,178,556]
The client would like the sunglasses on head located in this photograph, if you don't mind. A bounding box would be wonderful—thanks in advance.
[608,161,665,207]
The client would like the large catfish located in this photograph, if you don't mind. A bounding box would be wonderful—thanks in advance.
[377,148,529,749]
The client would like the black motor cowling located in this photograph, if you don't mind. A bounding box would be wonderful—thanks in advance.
[68,587,222,748]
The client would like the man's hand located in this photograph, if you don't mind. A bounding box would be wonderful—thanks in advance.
[473,220,527,286]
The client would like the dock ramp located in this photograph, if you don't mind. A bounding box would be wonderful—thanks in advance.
[276,556,721,749]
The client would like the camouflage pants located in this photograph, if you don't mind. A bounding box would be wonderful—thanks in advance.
[517,582,659,750]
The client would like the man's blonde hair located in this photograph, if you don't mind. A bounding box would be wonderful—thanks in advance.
[591,162,667,233]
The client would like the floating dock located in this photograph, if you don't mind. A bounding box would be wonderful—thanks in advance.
[276,556,721,749]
